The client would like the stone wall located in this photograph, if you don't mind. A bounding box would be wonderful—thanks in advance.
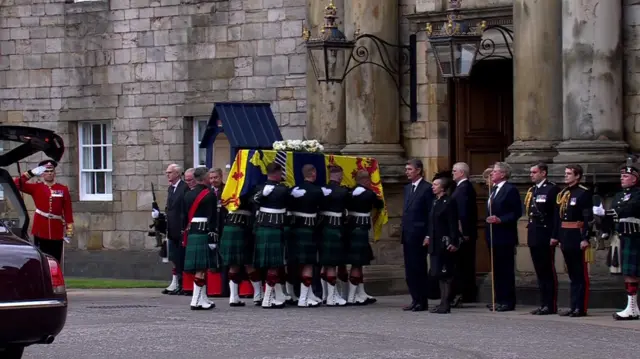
[624,0,640,152]
[0,0,309,251]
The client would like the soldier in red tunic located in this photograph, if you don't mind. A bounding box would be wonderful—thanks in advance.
[14,159,74,264]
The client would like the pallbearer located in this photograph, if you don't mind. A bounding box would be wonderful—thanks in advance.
[251,162,289,308]
[319,165,349,306]
[593,159,640,320]
[345,170,384,305]
[288,164,324,307]
[15,159,74,265]
[182,167,219,310]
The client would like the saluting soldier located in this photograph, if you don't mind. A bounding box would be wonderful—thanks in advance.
[525,162,560,315]
[288,164,324,307]
[182,167,219,310]
[251,162,290,309]
[552,164,593,317]
[593,159,640,320]
[345,170,385,305]
[318,165,349,306]
[15,160,74,265]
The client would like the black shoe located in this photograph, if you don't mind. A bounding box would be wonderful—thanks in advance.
[495,304,514,312]
[412,303,428,312]
[530,307,543,315]
[434,306,451,314]
[450,295,463,308]
[558,308,574,317]
[403,302,417,311]
[569,309,587,317]
[168,287,183,295]
[536,306,556,315]
[229,301,246,307]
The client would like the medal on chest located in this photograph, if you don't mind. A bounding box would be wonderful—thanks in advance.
[570,197,577,206]
[623,193,631,201]
[51,189,64,198]
[535,194,546,203]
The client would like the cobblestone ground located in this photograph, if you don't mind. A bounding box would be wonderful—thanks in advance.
[24,289,640,359]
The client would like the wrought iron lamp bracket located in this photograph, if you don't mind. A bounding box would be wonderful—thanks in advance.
[339,33,418,122]
[475,24,514,62]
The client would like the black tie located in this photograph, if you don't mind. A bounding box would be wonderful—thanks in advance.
[412,184,417,194]
[490,185,498,199]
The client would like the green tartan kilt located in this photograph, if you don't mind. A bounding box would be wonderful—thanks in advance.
[184,233,220,273]
[253,226,284,269]
[621,234,640,277]
[319,227,345,266]
[284,225,297,265]
[220,225,252,267]
[347,227,373,266]
[291,227,317,265]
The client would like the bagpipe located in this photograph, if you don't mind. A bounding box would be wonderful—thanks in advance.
[148,182,168,260]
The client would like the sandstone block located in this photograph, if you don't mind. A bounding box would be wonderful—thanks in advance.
[103,231,130,250]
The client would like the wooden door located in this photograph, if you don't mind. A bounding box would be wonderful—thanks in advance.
[451,59,513,274]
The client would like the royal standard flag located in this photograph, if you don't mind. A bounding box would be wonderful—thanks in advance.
[221,149,388,240]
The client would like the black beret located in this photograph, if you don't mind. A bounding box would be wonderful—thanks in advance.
[38,159,58,168]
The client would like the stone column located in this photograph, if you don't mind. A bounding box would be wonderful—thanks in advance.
[305,0,346,154]
[553,0,627,175]
[506,0,563,172]
[341,0,405,169]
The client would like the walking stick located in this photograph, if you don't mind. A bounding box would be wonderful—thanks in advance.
[488,178,496,312]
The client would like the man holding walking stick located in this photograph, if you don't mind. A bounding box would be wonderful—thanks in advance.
[485,162,522,312]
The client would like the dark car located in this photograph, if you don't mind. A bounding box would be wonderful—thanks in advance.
[0,126,68,359]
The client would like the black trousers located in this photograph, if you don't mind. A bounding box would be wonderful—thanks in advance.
[34,237,63,263]
[490,244,516,308]
[403,242,429,306]
[561,248,590,312]
[530,245,558,311]
[451,238,477,302]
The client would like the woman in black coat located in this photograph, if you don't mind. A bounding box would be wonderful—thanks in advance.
[424,175,460,314]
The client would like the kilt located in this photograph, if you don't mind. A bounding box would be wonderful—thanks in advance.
[167,237,184,264]
[220,225,251,266]
[319,227,345,266]
[284,225,297,265]
[291,227,317,265]
[253,226,284,269]
[621,234,640,277]
[184,233,220,273]
[347,227,373,266]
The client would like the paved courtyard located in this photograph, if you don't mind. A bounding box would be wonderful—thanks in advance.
[24,289,640,359]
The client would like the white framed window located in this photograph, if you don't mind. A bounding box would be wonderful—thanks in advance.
[78,121,113,201]
[193,118,210,168]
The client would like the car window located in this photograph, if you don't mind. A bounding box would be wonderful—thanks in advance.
[0,181,26,233]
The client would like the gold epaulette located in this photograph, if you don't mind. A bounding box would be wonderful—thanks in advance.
[579,184,589,190]
[524,187,534,217]
[557,189,571,218]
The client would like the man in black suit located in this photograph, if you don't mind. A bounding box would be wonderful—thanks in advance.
[401,159,434,312]
[526,162,560,315]
[451,162,478,306]
[485,161,522,312]
[154,163,190,295]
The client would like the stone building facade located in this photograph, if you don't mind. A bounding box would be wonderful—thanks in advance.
[0,0,638,303]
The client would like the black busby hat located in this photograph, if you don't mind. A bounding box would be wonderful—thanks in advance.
[38,159,58,168]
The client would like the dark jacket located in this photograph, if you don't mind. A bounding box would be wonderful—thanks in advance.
[428,195,459,254]
[401,179,434,246]
[525,179,560,247]
[451,179,478,240]
[485,181,522,247]
[165,179,189,240]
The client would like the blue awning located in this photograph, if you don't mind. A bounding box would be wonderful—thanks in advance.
[199,102,283,150]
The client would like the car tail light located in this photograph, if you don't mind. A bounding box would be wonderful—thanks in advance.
[47,257,66,294]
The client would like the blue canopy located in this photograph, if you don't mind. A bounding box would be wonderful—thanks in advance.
[199,102,283,166]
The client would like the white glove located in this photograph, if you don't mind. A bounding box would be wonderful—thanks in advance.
[592,205,605,216]
[31,166,47,176]
[152,209,160,219]
[352,187,366,196]
[291,186,306,198]
[321,187,332,196]
[262,184,275,196]
[208,243,217,250]
[63,237,70,244]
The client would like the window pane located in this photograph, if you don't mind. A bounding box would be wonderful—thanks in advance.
[82,147,93,170]
[95,172,106,194]
[198,148,206,166]
[91,124,102,145]
[105,173,112,194]
[81,123,92,145]
[101,123,107,144]
[106,146,112,170]
[197,120,207,140]
[92,146,103,170]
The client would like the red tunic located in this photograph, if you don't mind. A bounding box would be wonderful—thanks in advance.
[14,173,74,240]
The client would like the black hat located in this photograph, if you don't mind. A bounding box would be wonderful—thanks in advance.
[621,157,640,178]
[38,159,58,168]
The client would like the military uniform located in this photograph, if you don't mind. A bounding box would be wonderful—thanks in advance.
[219,192,254,306]
[14,160,73,264]
[251,179,289,308]
[345,185,384,304]
[553,183,592,317]
[525,179,560,315]
[599,164,640,320]
[183,183,219,310]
